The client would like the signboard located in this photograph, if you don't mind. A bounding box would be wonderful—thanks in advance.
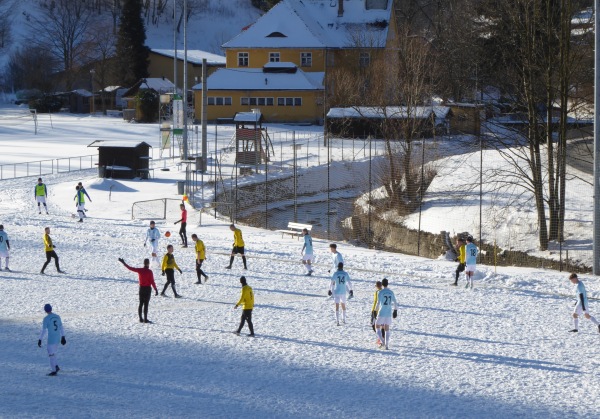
[173,95,184,135]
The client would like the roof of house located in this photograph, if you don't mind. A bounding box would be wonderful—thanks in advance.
[88,140,153,148]
[122,78,175,98]
[327,106,451,120]
[192,68,324,91]
[234,111,263,122]
[151,49,226,65]
[223,0,392,49]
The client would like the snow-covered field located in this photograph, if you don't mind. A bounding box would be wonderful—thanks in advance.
[1,109,599,418]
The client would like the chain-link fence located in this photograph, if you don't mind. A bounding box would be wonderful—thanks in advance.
[184,124,593,273]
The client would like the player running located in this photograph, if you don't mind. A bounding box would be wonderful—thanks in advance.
[74,185,91,222]
[119,257,159,323]
[35,177,48,214]
[37,304,66,376]
[225,224,247,270]
[328,262,353,326]
[144,221,161,268]
[301,228,314,276]
[233,276,255,337]
[464,236,478,289]
[0,224,10,271]
[374,278,398,350]
[568,273,600,333]
[191,234,208,284]
[41,227,63,274]
[161,244,182,298]
[174,203,188,247]
[329,243,344,273]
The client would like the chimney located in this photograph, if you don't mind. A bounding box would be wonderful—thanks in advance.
[338,0,344,17]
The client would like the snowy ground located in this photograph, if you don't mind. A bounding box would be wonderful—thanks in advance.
[1,109,599,418]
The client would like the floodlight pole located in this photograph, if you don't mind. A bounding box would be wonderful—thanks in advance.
[182,0,188,160]
[594,0,600,275]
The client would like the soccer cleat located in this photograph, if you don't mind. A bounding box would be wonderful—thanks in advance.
[5,267,11,271]
[194,281,202,284]
[174,294,182,298]
[232,331,240,336]
[160,292,166,297]
[47,371,57,376]
[450,282,457,286]
[57,270,65,274]
[181,245,188,248]
[144,319,153,324]
[336,322,340,326]
[376,339,381,346]
[225,266,231,269]
[465,283,470,289]
[385,345,389,350]
[598,325,600,334]
[568,329,578,332]
[56,365,60,372]
[139,318,144,323]
[78,219,83,223]
[39,211,42,214]
[40,270,45,274]
[204,275,209,282]
[247,333,255,337]
[46,212,49,215]
[243,267,248,270]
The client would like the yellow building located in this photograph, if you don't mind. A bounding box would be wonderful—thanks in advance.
[148,49,225,88]
[193,0,397,124]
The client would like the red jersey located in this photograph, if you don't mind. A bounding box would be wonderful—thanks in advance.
[125,265,158,291]
[181,209,187,223]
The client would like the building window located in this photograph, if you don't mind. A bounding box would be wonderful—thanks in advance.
[238,52,249,67]
[208,97,232,106]
[267,98,274,106]
[277,97,302,106]
[249,97,257,106]
[241,97,275,106]
[301,52,312,67]
[241,97,249,106]
[258,98,266,106]
[359,52,371,67]
[269,52,280,62]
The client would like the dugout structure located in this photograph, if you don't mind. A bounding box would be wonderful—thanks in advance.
[89,141,152,179]
[234,111,273,166]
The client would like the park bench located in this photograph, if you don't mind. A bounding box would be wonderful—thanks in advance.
[277,222,312,240]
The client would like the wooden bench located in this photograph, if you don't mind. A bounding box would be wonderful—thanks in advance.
[276,222,312,240]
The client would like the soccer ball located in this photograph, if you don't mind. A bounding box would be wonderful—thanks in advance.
[165,231,171,237]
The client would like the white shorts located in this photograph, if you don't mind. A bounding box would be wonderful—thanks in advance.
[333,294,346,304]
[465,264,476,273]
[47,343,58,356]
[302,254,314,263]
[0,250,8,258]
[76,203,86,212]
[36,196,46,204]
[573,302,589,316]
[376,316,392,326]
[150,242,159,255]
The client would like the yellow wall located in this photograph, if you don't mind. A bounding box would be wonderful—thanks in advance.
[226,48,326,71]
[193,89,324,123]
[148,53,224,86]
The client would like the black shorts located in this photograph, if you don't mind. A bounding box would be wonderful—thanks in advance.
[232,246,245,255]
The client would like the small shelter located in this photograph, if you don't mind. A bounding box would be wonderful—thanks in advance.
[89,141,152,179]
[233,110,272,166]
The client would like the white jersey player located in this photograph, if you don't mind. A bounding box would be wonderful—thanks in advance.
[0,224,10,271]
[329,262,353,325]
[464,236,478,289]
[301,228,314,276]
[568,273,600,333]
[144,221,161,267]
[329,243,344,273]
[38,304,66,376]
[374,278,398,350]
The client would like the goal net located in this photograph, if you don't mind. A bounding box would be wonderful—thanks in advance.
[131,198,183,220]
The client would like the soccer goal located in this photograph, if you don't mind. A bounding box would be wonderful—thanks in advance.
[131,198,184,220]
[0,108,38,134]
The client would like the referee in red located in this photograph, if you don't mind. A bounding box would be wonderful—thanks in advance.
[119,257,158,323]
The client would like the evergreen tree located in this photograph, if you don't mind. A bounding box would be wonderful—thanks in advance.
[115,0,149,87]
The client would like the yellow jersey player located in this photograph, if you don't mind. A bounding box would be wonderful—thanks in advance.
[233,276,254,336]
[226,224,247,270]
[160,244,182,298]
[191,234,208,284]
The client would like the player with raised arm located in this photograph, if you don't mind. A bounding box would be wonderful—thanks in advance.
[35,178,48,214]
[161,244,182,298]
[374,278,398,350]
[0,225,11,271]
[119,257,158,323]
[73,185,90,222]
[191,234,208,284]
[144,221,161,268]
[329,243,344,273]
[174,203,188,247]
[301,228,314,276]
[568,273,600,333]
[329,262,353,326]
[464,236,478,289]
[38,304,66,376]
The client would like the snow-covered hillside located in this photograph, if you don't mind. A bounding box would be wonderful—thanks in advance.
[1,106,599,418]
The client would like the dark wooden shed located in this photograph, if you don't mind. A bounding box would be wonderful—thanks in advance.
[88,141,152,179]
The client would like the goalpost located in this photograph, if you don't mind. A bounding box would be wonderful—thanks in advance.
[0,109,38,134]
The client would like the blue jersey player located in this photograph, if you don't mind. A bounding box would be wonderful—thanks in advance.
[464,236,478,289]
[301,228,314,276]
[38,304,67,376]
[374,278,398,350]
[329,262,353,325]
[0,224,10,271]
[568,273,600,333]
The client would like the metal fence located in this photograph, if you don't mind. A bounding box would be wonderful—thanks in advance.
[0,154,98,180]
[178,124,593,273]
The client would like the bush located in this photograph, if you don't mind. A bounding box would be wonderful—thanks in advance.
[136,89,159,122]
[29,95,63,113]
